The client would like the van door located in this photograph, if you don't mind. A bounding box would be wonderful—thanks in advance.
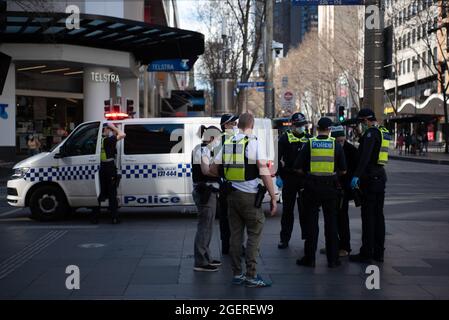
[57,121,101,207]
[119,122,187,207]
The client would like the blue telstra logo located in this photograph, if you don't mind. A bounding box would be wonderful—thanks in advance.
[0,104,8,120]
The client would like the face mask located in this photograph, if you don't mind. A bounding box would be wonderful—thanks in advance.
[233,126,239,134]
[294,126,305,134]
[108,131,114,137]
[361,123,368,133]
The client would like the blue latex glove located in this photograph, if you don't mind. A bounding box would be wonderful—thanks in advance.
[276,176,283,189]
[350,177,360,190]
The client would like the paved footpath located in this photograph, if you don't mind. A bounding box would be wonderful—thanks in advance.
[0,160,448,299]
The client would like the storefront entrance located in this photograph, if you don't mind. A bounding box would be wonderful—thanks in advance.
[16,96,83,154]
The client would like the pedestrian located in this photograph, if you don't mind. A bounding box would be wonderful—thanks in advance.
[405,133,411,155]
[423,132,429,153]
[277,112,312,249]
[411,132,417,155]
[217,114,239,255]
[210,113,277,287]
[397,133,404,155]
[27,134,41,156]
[192,125,223,272]
[319,125,359,258]
[91,123,126,224]
[349,108,391,264]
[294,117,347,268]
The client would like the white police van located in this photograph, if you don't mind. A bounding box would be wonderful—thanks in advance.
[7,117,277,221]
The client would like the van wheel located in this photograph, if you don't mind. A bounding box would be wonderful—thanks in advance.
[29,186,68,221]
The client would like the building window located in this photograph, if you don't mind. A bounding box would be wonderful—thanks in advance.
[124,124,184,155]
[412,29,416,43]
[398,61,402,75]
[407,59,411,73]
[398,36,401,50]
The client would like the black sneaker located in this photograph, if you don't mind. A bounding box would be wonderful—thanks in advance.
[209,260,222,266]
[296,257,316,268]
[278,242,289,249]
[349,254,372,264]
[194,265,218,272]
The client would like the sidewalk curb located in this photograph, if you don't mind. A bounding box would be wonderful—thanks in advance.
[390,155,449,166]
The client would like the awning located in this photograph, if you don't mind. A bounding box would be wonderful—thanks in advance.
[385,115,438,124]
[1,11,204,65]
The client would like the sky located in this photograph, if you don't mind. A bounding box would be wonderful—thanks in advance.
[177,0,205,34]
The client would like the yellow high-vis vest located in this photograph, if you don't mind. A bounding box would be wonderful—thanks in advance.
[286,130,308,144]
[100,137,107,161]
[375,126,391,165]
[309,137,335,176]
[222,136,258,182]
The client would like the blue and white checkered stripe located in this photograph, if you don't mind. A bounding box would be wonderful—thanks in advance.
[177,163,191,178]
[24,165,99,182]
[121,164,157,179]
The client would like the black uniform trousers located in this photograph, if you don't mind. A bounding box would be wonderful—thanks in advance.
[95,161,119,219]
[337,191,351,252]
[359,176,386,259]
[280,177,306,243]
[303,177,339,264]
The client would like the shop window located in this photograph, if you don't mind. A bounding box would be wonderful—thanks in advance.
[63,122,100,157]
[124,124,184,155]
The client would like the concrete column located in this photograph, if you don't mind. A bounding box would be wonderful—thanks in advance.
[83,66,110,122]
[0,62,16,160]
[121,77,139,118]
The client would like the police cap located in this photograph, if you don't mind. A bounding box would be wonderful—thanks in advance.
[317,117,333,130]
[220,114,239,126]
[290,112,307,126]
[357,108,376,121]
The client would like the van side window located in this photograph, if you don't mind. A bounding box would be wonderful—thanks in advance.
[64,122,100,157]
[124,124,184,155]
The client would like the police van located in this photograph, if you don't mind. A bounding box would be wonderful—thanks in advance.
[7,117,277,221]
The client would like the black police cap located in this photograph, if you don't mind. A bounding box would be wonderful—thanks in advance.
[357,108,376,120]
[220,114,239,125]
[290,112,307,125]
[317,117,333,130]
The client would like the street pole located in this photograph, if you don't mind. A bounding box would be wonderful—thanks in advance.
[264,0,274,119]
[363,0,385,122]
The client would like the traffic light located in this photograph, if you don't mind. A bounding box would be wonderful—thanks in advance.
[104,99,112,114]
[126,99,135,118]
[338,105,345,122]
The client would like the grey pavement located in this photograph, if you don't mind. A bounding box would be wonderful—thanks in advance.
[389,148,449,165]
[0,160,448,299]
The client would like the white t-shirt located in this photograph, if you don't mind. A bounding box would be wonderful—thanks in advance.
[214,132,266,194]
[192,144,220,189]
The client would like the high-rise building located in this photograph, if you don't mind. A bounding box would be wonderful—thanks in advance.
[273,0,318,54]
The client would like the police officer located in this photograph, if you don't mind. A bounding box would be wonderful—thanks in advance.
[294,117,347,268]
[92,123,126,224]
[349,108,391,263]
[277,112,312,249]
[217,114,239,254]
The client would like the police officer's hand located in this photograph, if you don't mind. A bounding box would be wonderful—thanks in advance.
[270,197,277,216]
[350,176,360,190]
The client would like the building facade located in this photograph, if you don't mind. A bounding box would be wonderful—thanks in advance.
[0,0,201,160]
[382,0,446,143]
[274,0,318,54]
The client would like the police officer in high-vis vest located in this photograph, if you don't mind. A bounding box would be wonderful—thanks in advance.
[349,108,391,264]
[277,112,312,249]
[92,123,126,224]
[294,117,347,268]
[217,114,239,254]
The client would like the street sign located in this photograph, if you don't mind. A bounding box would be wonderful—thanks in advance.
[281,90,295,111]
[282,76,288,88]
[148,59,194,72]
[292,0,364,5]
[237,82,265,88]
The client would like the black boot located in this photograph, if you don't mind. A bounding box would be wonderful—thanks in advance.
[296,256,316,268]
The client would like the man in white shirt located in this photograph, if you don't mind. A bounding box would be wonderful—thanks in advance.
[210,113,277,288]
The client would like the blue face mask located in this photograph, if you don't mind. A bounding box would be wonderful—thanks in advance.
[294,126,305,134]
